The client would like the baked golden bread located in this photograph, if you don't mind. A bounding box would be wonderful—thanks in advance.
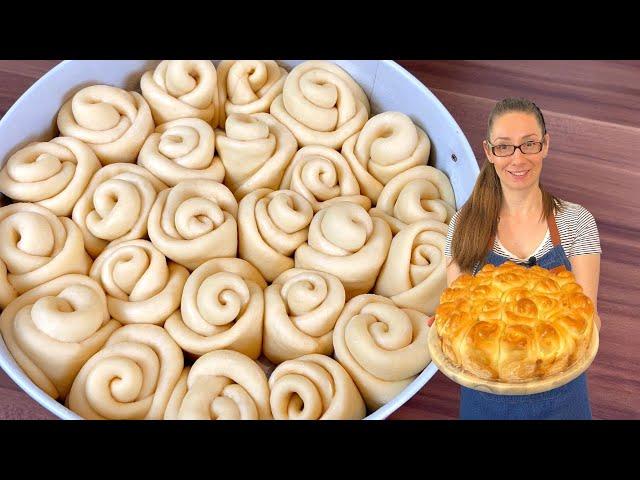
[435,261,594,383]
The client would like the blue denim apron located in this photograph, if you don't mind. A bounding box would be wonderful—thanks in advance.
[459,212,592,420]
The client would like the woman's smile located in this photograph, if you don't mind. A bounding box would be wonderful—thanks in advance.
[506,168,531,180]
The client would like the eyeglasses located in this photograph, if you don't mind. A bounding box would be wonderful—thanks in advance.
[487,139,544,157]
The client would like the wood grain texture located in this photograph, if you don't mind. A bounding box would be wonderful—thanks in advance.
[0,60,638,420]
[398,61,640,129]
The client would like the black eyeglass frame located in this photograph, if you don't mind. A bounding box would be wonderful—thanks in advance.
[486,137,546,157]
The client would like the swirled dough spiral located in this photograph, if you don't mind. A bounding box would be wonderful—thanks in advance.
[0,274,120,400]
[72,163,168,258]
[0,203,92,303]
[263,268,346,363]
[370,166,456,234]
[0,137,101,216]
[294,202,391,299]
[164,258,266,358]
[147,179,238,270]
[137,117,224,186]
[215,113,297,200]
[57,85,155,164]
[217,60,288,126]
[332,294,431,410]
[238,188,313,282]
[67,323,184,419]
[341,112,431,204]
[270,60,370,149]
[140,60,219,126]
[374,219,448,316]
[279,145,371,212]
[0,260,17,308]
[90,240,189,326]
[269,353,365,420]
[165,350,272,420]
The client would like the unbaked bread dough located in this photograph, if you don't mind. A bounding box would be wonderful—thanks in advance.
[279,145,371,212]
[0,137,101,216]
[215,113,297,200]
[370,165,456,234]
[435,261,595,382]
[0,59,459,420]
[66,323,184,419]
[57,85,155,164]
[332,294,431,410]
[341,112,431,205]
[0,260,17,309]
[0,274,120,400]
[374,219,448,316]
[140,60,219,126]
[263,268,345,363]
[72,163,168,258]
[165,349,272,420]
[238,188,313,282]
[0,203,92,303]
[164,258,267,358]
[137,117,224,186]
[294,202,391,299]
[270,60,370,149]
[217,60,288,126]
[89,239,189,326]
[269,353,366,420]
[147,179,238,270]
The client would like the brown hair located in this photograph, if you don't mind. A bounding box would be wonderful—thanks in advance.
[451,98,565,273]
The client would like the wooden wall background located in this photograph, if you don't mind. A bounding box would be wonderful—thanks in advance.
[0,60,638,420]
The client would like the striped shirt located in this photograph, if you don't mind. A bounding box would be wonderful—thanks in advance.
[444,200,602,274]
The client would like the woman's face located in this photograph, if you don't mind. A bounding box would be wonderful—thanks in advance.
[482,111,550,191]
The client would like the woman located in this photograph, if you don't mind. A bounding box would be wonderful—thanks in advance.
[429,97,602,420]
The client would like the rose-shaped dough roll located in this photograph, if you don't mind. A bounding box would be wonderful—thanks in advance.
[263,268,346,364]
[370,166,456,234]
[280,145,371,212]
[294,202,391,299]
[238,188,313,282]
[72,163,168,258]
[341,112,431,204]
[0,137,101,216]
[165,350,272,420]
[90,240,189,326]
[0,203,92,304]
[66,324,184,419]
[137,117,224,186]
[270,60,370,149]
[164,258,266,358]
[140,60,219,126]
[57,85,154,164]
[0,274,120,400]
[269,354,365,420]
[374,219,448,316]
[147,179,238,270]
[215,113,297,200]
[216,60,288,126]
[332,294,431,410]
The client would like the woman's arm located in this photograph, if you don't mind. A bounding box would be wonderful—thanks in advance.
[569,253,602,331]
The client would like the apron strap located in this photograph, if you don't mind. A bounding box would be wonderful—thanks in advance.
[547,209,561,247]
